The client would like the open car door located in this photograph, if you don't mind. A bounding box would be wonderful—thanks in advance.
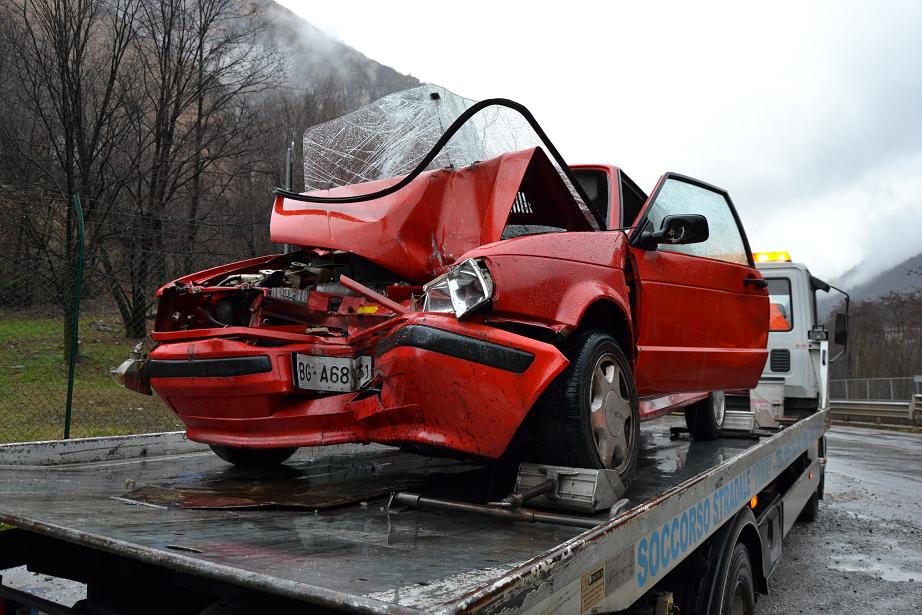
[627,173,768,396]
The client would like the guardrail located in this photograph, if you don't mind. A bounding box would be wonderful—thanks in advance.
[829,397,920,428]
[829,377,921,402]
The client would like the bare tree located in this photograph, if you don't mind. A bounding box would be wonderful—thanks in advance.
[96,0,281,337]
[0,0,140,357]
[0,0,416,347]
[830,291,922,380]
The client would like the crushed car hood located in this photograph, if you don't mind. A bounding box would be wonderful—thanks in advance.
[271,147,594,281]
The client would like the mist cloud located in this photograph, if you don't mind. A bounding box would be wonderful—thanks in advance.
[279,0,922,282]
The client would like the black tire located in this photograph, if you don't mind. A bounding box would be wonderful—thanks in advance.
[530,330,640,488]
[685,392,726,441]
[799,488,819,523]
[715,543,756,615]
[209,445,297,467]
[199,601,257,615]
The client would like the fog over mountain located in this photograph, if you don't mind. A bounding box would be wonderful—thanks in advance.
[253,1,418,106]
[276,0,922,284]
[832,251,922,302]
[248,1,922,292]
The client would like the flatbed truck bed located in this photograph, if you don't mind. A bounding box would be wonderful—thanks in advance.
[0,411,827,614]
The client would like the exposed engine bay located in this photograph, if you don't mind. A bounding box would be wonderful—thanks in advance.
[155,251,417,339]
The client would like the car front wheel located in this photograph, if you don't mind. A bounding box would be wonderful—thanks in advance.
[531,330,640,488]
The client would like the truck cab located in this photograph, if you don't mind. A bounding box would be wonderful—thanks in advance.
[733,252,849,419]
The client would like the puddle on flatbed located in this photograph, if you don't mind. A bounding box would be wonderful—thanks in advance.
[119,449,489,510]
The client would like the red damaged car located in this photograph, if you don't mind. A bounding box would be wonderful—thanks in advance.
[115,87,769,487]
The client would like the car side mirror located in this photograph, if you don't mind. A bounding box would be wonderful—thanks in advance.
[834,312,848,347]
[637,214,709,250]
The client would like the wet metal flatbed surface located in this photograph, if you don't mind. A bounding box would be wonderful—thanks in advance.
[0,418,762,613]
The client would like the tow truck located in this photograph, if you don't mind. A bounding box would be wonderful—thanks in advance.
[1,87,833,613]
[683,251,848,446]
[1,402,827,613]
[745,251,849,420]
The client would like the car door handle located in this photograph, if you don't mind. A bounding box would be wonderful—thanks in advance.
[743,276,768,289]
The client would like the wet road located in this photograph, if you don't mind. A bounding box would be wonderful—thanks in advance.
[756,425,922,613]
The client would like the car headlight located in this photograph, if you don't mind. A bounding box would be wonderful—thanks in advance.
[423,258,494,318]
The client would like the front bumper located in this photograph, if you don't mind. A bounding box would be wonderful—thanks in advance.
[144,314,568,458]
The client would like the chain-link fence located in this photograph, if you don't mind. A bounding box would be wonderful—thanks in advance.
[0,194,272,443]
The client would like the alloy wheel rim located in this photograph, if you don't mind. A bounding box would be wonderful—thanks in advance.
[588,352,633,472]
[713,391,726,427]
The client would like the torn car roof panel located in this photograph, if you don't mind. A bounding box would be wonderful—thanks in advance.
[271,147,593,281]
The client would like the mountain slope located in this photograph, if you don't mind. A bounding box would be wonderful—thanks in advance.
[842,251,922,301]
[257,2,419,107]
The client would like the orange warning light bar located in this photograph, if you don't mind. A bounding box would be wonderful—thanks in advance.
[753,251,791,263]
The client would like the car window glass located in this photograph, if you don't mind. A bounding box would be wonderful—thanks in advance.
[619,171,646,228]
[766,278,793,331]
[645,178,748,265]
[573,170,609,226]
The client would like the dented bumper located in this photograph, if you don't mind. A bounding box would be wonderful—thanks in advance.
[111,341,155,395]
[142,314,567,459]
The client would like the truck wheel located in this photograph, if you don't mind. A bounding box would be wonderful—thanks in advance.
[685,392,725,441]
[715,543,756,615]
[798,488,820,522]
[210,445,297,467]
[533,330,640,488]
[199,601,257,615]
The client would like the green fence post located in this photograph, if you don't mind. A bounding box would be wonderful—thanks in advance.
[64,195,85,439]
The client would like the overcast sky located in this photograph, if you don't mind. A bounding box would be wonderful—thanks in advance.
[278,0,922,282]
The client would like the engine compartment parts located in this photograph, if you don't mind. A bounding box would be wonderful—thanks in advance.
[154,252,413,338]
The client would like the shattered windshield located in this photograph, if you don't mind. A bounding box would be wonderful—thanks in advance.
[301,85,598,227]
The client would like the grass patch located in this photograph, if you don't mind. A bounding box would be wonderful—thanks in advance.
[0,311,180,443]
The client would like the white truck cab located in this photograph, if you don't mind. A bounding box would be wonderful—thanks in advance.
[729,252,849,421]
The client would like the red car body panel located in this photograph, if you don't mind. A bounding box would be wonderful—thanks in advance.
[629,248,769,395]
[270,147,592,281]
[467,232,633,332]
[133,147,769,460]
[149,314,567,457]
[157,254,282,295]
[625,172,769,397]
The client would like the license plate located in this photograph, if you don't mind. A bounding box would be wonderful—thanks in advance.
[292,354,373,392]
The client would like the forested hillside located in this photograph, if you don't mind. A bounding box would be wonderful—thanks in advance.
[0,0,418,340]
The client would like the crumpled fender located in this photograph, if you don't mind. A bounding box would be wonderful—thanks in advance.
[463,230,634,335]
[359,314,569,458]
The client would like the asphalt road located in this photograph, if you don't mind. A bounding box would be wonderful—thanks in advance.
[756,425,922,613]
